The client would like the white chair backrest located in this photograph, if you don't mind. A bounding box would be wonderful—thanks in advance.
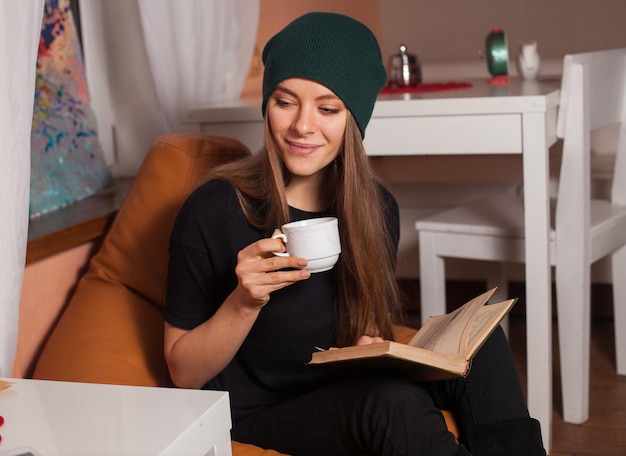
[557,48,626,137]
[556,48,626,206]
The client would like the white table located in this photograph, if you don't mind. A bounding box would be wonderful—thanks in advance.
[183,78,561,452]
[0,378,232,456]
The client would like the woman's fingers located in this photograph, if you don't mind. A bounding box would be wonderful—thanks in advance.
[355,335,385,346]
[234,237,310,306]
[238,237,307,272]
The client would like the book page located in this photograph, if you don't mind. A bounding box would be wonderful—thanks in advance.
[465,299,517,356]
[408,289,496,356]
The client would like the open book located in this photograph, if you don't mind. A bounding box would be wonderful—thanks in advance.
[308,288,516,381]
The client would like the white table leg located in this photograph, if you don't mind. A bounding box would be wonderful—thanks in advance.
[522,112,553,453]
[418,230,448,325]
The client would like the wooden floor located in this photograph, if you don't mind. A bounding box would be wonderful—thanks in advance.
[402,281,626,456]
[508,317,625,456]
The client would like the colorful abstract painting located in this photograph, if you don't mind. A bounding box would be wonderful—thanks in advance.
[30,0,111,218]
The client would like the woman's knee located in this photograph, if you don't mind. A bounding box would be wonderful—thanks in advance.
[351,375,460,454]
[349,374,448,431]
[357,375,434,411]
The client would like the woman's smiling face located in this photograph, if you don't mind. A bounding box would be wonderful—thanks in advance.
[267,78,347,182]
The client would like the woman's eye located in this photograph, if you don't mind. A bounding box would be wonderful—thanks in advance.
[275,99,292,107]
[320,107,340,115]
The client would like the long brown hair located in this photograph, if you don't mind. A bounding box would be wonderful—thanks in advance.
[203,113,403,346]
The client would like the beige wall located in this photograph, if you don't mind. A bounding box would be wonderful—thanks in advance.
[380,0,626,64]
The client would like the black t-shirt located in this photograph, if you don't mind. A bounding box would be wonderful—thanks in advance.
[165,179,400,422]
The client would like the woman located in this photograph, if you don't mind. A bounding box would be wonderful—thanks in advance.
[164,12,545,456]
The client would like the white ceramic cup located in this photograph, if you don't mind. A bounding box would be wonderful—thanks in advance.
[272,217,341,273]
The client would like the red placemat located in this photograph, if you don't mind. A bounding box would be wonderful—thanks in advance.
[380,82,472,95]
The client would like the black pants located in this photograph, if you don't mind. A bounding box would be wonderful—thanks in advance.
[233,327,538,455]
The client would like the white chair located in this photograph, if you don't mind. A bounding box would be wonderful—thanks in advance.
[415,48,626,425]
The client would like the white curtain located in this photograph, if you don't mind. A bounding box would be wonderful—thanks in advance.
[0,0,45,378]
[138,0,259,133]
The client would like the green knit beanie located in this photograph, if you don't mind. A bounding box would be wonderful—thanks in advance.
[262,12,387,138]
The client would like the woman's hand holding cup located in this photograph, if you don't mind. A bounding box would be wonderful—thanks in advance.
[233,235,311,308]
[271,217,341,273]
